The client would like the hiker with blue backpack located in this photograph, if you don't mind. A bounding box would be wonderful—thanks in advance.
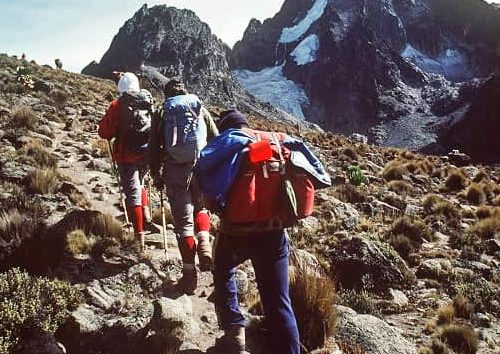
[149,78,219,294]
[196,110,331,354]
[98,72,154,252]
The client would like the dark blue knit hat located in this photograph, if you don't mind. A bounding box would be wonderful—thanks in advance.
[218,110,248,132]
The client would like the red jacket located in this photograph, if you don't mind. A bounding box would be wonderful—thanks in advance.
[98,99,148,164]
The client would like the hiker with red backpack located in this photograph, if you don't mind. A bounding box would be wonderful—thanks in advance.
[196,110,331,354]
[149,78,219,294]
[98,72,154,251]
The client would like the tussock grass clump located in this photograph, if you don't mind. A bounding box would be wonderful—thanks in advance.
[25,141,57,168]
[453,295,473,319]
[49,88,69,108]
[445,170,468,192]
[290,270,337,351]
[0,268,82,353]
[338,341,366,354]
[91,138,111,158]
[66,229,93,255]
[423,194,444,214]
[10,106,38,130]
[388,180,412,195]
[471,170,490,183]
[475,206,492,219]
[27,167,59,194]
[436,303,455,325]
[420,339,451,354]
[382,161,407,181]
[438,325,478,354]
[340,146,359,161]
[333,184,367,204]
[453,215,500,252]
[388,216,433,259]
[465,183,486,205]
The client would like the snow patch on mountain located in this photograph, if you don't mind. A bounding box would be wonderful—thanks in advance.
[233,65,309,119]
[291,34,320,65]
[401,44,469,80]
[279,0,328,43]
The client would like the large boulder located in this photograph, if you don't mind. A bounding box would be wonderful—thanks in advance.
[328,236,409,293]
[336,306,418,354]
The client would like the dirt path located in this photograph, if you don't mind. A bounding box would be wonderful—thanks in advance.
[49,116,224,352]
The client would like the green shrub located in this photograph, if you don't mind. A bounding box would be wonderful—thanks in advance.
[0,268,82,353]
[438,325,478,354]
[338,289,379,316]
[348,165,366,186]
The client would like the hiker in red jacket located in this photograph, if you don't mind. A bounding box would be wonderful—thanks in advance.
[98,72,153,250]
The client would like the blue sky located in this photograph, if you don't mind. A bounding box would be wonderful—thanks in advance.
[0,0,285,72]
[1,0,499,73]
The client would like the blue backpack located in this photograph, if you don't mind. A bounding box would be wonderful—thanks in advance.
[163,94,207,163]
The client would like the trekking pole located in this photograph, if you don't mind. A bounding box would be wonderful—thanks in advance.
[160,188,168,257]
[107,140,132,231]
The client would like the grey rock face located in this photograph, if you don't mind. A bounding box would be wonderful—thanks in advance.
[231,0,500,161]
[336,305,418,354]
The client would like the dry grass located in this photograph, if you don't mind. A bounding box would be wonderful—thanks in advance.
[65,229,93,255]
[453,295,473,319]
[25,140,57,168]
[436,304,455,325]
[27,167,59,194]
[438,325,478,354]
[10,106,38,130]
[333,184,367,204]
[337,341,366,354]
[465,183,486,205]
[471,170,490,183]
[387,180,412,196]
[290,269,337,351]
[383,161,407,181]
[91,138,111,158]
[445,170,468,192]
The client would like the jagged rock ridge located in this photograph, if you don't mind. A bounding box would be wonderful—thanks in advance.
[231,0,500,162]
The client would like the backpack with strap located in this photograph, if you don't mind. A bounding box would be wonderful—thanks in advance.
[223,129,315,229]
[162,93,207,163]
[118,90,152,152]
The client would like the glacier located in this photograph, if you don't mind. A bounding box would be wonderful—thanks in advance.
[279,0,328,44]
[291,34,320,65]
[233,65,309,119]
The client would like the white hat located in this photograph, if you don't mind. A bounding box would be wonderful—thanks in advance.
[117,72,140,94]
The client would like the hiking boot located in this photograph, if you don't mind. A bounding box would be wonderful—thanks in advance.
[197,232,212,271]
[216,325,248,354]
[179,263,197,295]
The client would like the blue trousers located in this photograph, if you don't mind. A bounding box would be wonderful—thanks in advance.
[214,230,300,354]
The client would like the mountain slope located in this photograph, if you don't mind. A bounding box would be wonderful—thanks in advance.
[231,0,500,161]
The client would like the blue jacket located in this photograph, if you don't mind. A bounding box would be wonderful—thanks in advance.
[195,128,331,207]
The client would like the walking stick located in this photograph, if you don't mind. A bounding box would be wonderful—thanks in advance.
[160,188,168,257]
[107,140,132,231]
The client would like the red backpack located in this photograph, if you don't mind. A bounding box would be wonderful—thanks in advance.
[224,129,315,228]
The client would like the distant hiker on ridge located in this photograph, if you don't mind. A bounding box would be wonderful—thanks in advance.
[98,72,154,251]
[149,78,219,294]
[196,110,331,354]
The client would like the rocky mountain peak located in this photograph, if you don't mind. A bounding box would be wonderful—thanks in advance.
[82,4,235,104]
[231,0,500,162]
